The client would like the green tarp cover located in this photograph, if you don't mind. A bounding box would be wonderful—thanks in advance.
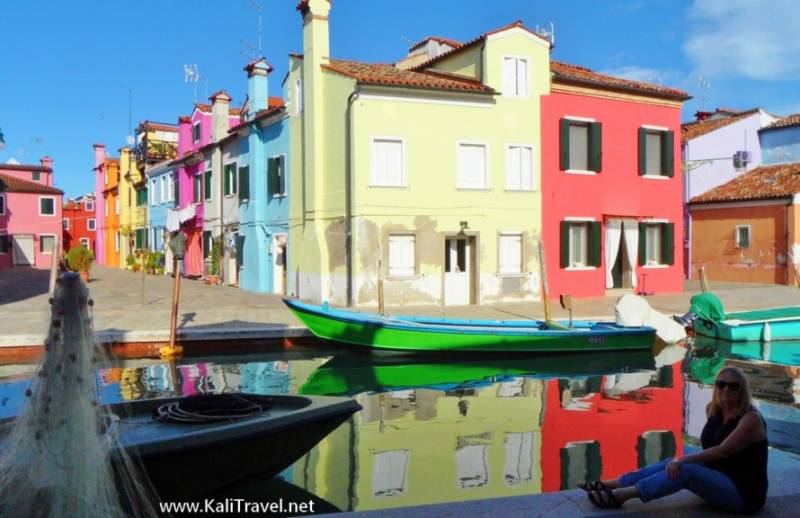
[690,293,726,323]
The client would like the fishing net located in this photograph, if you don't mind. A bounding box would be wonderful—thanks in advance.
[153,394,273,424]
[0,273,159,517]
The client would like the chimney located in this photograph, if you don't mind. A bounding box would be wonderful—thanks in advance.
[209,90,232,142]
[299,0,331,68]
[245,58,273,119]
[40,156,53,170]
[93,143,106,169]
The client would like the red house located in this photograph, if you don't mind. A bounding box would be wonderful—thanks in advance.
[542,63,690,298]
[62,194,96,252]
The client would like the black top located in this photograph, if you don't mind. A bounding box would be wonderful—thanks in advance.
[700,408,768,513]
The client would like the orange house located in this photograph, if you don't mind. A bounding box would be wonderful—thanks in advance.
[102,158,121,268]
[688,162,800,284]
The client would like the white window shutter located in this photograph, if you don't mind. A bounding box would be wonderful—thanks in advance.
[521,147,533,190]
[459,144,486,189]
[389,235,414,276]
[517,59,528,96]
[500,234,522,274]
[507,146,521,190]
[503,57,517,96]
[387,141,402,186]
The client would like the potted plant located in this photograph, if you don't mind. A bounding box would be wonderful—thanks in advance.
[65,245,94,283]
[208,239,222,285]
[146,251,165,275]
[126,252,138,272]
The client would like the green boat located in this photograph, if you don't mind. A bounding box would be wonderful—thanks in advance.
[284,299,655,353]
[689,293,800,342]
[299,350,656,396]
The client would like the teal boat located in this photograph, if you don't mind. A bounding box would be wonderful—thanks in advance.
[692,335,800,367]
[689,293,800,342]
[299,350,656,396]
[284,299,655,353]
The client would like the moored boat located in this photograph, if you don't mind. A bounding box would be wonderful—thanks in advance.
[284,298,655,353]
[689,292,800,342]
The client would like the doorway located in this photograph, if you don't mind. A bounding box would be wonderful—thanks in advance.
[611,234,631,289]
[273,233,287,295]
[12,235,35,266]
[444,236,475,305]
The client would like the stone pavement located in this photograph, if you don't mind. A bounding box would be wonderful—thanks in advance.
[1,266,799,347]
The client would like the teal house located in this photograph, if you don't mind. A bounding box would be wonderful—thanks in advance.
[234,58,290,294]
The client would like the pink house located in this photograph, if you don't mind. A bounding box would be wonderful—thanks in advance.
[0,158,64,269]
[541,63,690,298]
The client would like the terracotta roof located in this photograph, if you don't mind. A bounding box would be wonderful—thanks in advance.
[0,163,52,173]
[244,58,274,74]
[763,113,800,131]
[289,53,304,60]
[137,120,178,133]
[409,36,462,52]
[323,58,494,93]
[178,115,191,123]
[296,0,309,11]
[411,21,549,71]
[689,163,800,204]
[0,173,63,195]
[268,96,283,107]
[551,61,690,101]
[681,108,760,140]
[229,104,287,133]
[193,103,242,116]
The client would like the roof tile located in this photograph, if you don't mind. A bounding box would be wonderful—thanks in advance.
[323,59,494,93]
[551,61,690,101]
[681,108,760,141]
[763,113,800,131]
[689,163,800,204]
[0,173,63,195]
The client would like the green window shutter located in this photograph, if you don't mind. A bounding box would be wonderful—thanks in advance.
[193,124,200,142]
[277,156,286,195]
[235,233,245,270]
[203,230,211,258]
[238,166,249,200]
[193,176,200,202]
[135,229,142,250]
[661,131,674,177]
[224,165,231,195]
[661,223,674,265]
[638,222,647,266]
[267,157,277,196]
[559,119,570,171]
[588,221,602,266]
[174,175,180,205]
[560,221,570,268]
[589,122,602,172]
[204,171,212,200]
[638,128,647,176]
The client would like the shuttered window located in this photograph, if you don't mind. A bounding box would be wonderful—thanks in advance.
[193,122,201,143]
[506,145,534,190]
[0,234,9,254]
[371,139,404,187]
[560,221,602,268]
[40,197,55,216]
[239,166,250,201]
[499,233,523,274]
[204,171,212,201]
[40,235,55,254]
[735,225,751,248]
[0,195,5,215]
[638,222,675,265]
[167,174,175,202]
[502,57,529,97]
[224,163,237,196]
[560,119,602,172]
[269,156,286,196]
[160,175,167,202]
[457,143,488,189]
[150,179,157,204]
[388,234,415,276]
[194,175,202,203]
[203,230,212,259]
[639,128,674,177]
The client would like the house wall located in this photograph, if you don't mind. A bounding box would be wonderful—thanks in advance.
[221,137,241,229]
[761,125,800,165]
[147,167,176,253]
[102,160,120,268]
[541,89,684,298]
[93,145,107,264]
[690,202,791,284]
[63,197,96,252]
[0,191,63,269]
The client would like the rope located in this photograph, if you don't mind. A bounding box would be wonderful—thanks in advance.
[153,393,273,424]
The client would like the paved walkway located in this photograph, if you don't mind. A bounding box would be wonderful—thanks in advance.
[1,266,798,346]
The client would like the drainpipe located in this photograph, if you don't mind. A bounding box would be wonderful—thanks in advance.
[345,86,361,307]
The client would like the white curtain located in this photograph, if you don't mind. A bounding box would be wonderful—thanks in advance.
[605,219,622,288]
[623,219,639,288]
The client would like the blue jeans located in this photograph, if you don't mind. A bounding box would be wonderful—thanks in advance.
[618,458,745,512]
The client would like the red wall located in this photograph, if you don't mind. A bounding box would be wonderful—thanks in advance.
[63,198,96,253]
[541,91,684,298]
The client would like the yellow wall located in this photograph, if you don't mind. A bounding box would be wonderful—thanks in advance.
[429,44,482,79]
[119,147,147,267]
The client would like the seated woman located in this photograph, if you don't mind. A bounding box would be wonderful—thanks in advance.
[583,365,768,513]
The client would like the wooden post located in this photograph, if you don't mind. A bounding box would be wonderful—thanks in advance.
[538,241,552,322]
[48,235,60,296]
[160,257,184,358]
[793,262,800,290]
[377,259,385,315]
[141,252,146,306]
[699,266,710,293]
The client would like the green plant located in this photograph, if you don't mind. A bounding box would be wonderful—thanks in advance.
[65,246,94,272]
[145,251,164,274]
[210,239,222,276]
[126,253,137,270]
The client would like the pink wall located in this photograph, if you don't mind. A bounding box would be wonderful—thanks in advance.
[0,191,63,269]
[93,144,106,264]
[541,91,684,298]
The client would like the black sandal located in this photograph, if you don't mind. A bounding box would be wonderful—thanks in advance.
[577,480,607,493]
[587,487,623,508]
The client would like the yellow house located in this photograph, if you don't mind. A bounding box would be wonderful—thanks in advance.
[118,147,148,267]
[289,0,551,306]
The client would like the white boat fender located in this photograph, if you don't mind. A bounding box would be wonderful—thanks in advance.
[763,323,771,342]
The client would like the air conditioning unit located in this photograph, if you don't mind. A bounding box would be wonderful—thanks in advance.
[733,150,750,170]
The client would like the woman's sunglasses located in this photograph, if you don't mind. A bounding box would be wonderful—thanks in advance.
[715,380,741,391]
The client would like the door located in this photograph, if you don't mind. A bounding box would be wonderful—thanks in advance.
[273,234,287,295]
[611,236,630,289]
[12,235,35,266]
[444,237,471,305]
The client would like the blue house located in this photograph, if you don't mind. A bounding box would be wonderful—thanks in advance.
[760,114,800,165]
[146,159,178,270]
[236,59,290,293]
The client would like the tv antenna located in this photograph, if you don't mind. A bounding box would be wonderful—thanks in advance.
[241,39,257,60]
[535,22,556,46]
[184,64,200,102]
[697,76,711,111]
[249,0,263,56]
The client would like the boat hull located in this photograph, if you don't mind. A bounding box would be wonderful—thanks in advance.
[694,307,800,342]
[285,299,655,352]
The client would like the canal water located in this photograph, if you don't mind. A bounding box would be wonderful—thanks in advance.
[1,338,799,513]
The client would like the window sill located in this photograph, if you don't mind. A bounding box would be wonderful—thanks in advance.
[224,194,237,199]
[369,184,407,189]
[642,264,670,269]
[272,194,287,199]
[504,189,538,193]
[641,175,670,180]
[456,187,491,191]
[564,169,598,176]
[565,265,597,271]
[386,275,421,281]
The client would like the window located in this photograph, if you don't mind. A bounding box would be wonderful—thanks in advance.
[388,234,415,276]
[506,145,534,190]
[115,232,120,252]
[294,78,303,115]
[637,431,676,469]
[268,156,286,196]
[457,143,488,189]
[193,122,201,143]
[128,187,132,207]
[115,197,119,215]
[104,170,108,185]
[39,197,55,216]
[371,139,404,187]
[560,221,601,268]
[85,201,94,212]
[735,225,751,249]
[32,171,40,181]
[0,234,8,255]
[239,165,250,200]
[160,175,167,202]
[40,235,56,254]
[638,128,674,177]
[0,194,5,215]
[224,163,237,196]
[150,179,157,204]
[638,222,674,266]
[87,218,96,231]
[136,188,148,207]
[203,230,212,259]
[499,233,523,274]
[79,237,90,249]
[559,119,602,172]
[204,171,212,201]
[194,174,203,203]
[167,174,175,202]
[105,199,109,216]
[63,219,69,230]
[502,56,529,97]
[135,228,147,250]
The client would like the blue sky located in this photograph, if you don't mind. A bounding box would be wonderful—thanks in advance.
[1,0,798,198]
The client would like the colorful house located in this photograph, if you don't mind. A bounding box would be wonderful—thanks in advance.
[0,158,64,269]
[290,1,552,306]
[681,108,777,277]
[233,58,290,294]
[62,194,96,251]
[93,144,121,267]
[118,147,148,267]
[540,63,689,298]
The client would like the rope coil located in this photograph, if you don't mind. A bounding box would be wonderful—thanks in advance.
[153,393,273,424]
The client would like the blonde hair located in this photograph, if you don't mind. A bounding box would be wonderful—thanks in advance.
[706,365,754,419]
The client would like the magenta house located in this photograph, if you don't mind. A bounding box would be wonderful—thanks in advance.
[0,158,64,269]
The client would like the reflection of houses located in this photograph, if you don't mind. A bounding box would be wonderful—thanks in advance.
[540,363,683,492]
[295,379,545,511]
